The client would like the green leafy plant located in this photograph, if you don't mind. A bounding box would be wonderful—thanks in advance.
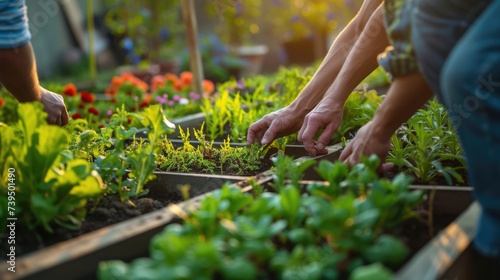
[71,104,174,201]
[0,103,103,233]
[98,155,425,279]
[201,67,381,145]
[387,100,466,185]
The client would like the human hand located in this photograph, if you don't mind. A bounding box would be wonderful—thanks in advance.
[246,107,304,145]
[40,88,69,126]
[338,121,393,172]
[297,102,344,156]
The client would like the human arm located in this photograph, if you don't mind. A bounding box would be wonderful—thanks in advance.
[0,43,69,125]
[246,0,384,145]
[297,4,389,155]
[338,72,434,169]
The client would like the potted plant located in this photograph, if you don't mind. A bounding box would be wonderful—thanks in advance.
[205,0,269,77]
[103,0,184,82]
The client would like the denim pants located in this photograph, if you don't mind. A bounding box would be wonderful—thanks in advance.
[412,0,500,257]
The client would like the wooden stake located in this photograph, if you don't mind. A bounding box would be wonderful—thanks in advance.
[86,0,97,87]
[182,0,204,95]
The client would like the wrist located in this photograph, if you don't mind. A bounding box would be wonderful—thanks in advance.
[369,113,397,142]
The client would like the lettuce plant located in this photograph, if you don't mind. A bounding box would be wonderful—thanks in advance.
[0,103,103,233]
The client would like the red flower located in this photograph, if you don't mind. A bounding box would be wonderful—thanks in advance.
[98,124,105,129]
[77,103,85,109]
[88,107,99,115]
[127,117,132,124]
[105,88,117,96]
[80,91,95,103]
[0,97,4,107]
[62,83,78,97]
[139,101,149,108]
[71,113,83,120]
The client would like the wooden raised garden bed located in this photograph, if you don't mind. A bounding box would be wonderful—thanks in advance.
[1,145,478,280]
[0,172,251,280]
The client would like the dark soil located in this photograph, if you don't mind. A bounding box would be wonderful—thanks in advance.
[0,191,182,259]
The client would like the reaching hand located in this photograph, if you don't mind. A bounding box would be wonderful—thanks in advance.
[246,107,304,145]
[338,121,393,172]
[297,101,344,156]
[40,88,69,126]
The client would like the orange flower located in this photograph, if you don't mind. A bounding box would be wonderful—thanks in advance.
[132,79,148,91]
[180,71,193,86]
[121,73,135,81]
[202,80,215,94]
[0,97,4,107]
[110,76,123,87]
[165,73,178,84]
[151,75,166,91]
[80,91,95,103]
[174,80,184,91]
[62,83,78,97]
[143,93,152,103]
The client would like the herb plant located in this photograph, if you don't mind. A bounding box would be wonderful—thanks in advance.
[387,100,466,185]
[154,125,268,175]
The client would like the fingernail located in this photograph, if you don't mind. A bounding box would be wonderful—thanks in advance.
[316,143,325,151]
[261,137,269,145]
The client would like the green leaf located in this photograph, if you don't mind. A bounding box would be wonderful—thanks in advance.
[141,105,175,142]
[280,186,301,226]
[115,126,138,141]
[362,235,408,267]
[354,208,380,228]
[350,263,393,280]
[221,257,258,280]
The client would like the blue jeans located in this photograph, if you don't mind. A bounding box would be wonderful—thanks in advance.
[413,0,500,257]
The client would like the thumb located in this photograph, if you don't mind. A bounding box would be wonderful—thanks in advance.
[378,162,394,173]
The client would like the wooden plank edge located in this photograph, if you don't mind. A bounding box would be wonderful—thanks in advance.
[395,201,480,280]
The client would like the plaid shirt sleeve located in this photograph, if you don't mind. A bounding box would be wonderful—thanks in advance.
[378,0,419,80]
[0,0,31,49]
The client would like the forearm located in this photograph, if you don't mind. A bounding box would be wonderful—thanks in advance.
[321,5,389,110]
[371,72,434,140]
[288,0,384,115]
[0,43,41,102]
